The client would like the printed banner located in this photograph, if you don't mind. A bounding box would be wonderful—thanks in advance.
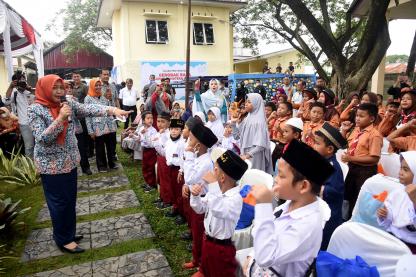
[141,61,208,100]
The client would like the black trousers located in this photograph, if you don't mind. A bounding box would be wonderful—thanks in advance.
[76,133,90,171]
[122,105,137,129]
[41,168,77,247]
[344,163,378,219]
[80,119,94,157]
[95,133,116,169]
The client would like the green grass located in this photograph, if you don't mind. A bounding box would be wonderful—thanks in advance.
[117,147,194,277]
[0,145,195,276]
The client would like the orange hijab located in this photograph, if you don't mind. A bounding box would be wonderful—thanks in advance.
[88,78,102,97]
[35,75,68,145]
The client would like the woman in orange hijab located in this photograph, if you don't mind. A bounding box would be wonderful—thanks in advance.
[28,75,130,254]
[84,78,119,172]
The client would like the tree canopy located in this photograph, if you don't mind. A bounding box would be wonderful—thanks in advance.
[232,0,391,97]
[386,55,410,64]
[47,0,112,57]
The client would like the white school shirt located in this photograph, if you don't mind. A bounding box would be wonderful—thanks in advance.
[291,90,303,116]
[251,199,324,277]
[183,152,213,189]
[166,138,185,167]
[221,135,239,152]
[180,140,193,174]
[190,182,242,239]
[118,87,139,106]
[152,129,170,156]
[138,126,157,148]
[378,186,416,244]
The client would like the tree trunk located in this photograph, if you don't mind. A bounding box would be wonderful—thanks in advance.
[406,30,416,80]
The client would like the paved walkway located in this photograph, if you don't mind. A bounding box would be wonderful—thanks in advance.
[21,159,173,276]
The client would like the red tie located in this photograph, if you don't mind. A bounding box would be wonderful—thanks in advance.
[348,130,364,156]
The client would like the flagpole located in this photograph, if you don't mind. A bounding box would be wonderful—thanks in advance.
[185,0,192,107]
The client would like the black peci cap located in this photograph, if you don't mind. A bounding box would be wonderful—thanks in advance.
[282,140,334,185]
[190,122,218,148]
[216,150,248,181]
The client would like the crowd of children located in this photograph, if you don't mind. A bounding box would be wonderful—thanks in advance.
[116,77,416,276]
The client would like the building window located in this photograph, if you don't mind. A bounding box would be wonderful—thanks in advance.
[145,20,169,44]
[193,23,214,45]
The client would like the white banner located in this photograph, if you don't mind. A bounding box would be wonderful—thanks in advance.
[140,61,208,101]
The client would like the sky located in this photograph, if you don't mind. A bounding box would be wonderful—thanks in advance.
[6,0,416,57]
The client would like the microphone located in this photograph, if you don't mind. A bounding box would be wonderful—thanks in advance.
[60,95,72,123]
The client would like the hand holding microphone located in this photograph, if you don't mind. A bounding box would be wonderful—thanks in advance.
[59,95,72,123]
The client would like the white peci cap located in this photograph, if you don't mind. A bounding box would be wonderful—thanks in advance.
[286,117,304,131]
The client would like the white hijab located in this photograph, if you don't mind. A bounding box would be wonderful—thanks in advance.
[401,151,416,184]
[206,107,224,142]
[192,79,227,123]
[240,93,270,150]
[194,111,206,124]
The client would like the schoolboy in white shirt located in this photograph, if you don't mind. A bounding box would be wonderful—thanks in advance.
[244,140,334,277]
[182,122,218,270]
[190,149,248,277]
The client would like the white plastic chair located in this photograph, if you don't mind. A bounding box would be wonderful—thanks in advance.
[239,169,274,189]
[335,149,349,181]
[328,222,411,277]
[379,153,400,179]
[395,255,416,277]
[351,174,400,219]
[233,169,274,250]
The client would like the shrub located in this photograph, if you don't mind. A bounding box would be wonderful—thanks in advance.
[0,149,41,187]
[0,194,31,231]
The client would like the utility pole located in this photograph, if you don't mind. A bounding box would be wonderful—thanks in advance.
[185,0,192,107]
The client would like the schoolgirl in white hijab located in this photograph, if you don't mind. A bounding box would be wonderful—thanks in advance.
[192,79,228,123]
[378,151,416,247]
[206,107,224,142]
[194,111,206,124]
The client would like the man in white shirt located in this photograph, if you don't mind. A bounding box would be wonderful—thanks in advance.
[118,78,139,129]
[4,71,35,158]
[243,140,334,277]
[190,149,248,277]
[292,80,305,117]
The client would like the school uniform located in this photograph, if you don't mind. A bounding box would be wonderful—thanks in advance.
[271,116,290,170]
[153,129,172,204]
[139,125,158,187]
[303,120,324,147]
[345,125,382,217]
[249,200,326,276]
[321,155,344,250]
[221,135,240,154]
[166,136,186,216]
[390,135,416,151]
[185,152,213,266]
[190,150,247,277]
[191,182,242,276]
[314,122,348,250]
[184,122,218,267]
[181,144,195,226]
[378,187,416,253]
[247,140,334,277]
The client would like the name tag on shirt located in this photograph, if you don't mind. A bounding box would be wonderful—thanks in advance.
[173,154,178,158]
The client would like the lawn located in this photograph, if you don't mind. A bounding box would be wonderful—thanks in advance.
[0,145,194,276]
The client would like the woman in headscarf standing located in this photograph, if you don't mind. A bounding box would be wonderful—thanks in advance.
[192,79,228,123]
[28,75,130,253]
[84,79,118,172]
[233,93,273,173]
[145,83,169,130]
